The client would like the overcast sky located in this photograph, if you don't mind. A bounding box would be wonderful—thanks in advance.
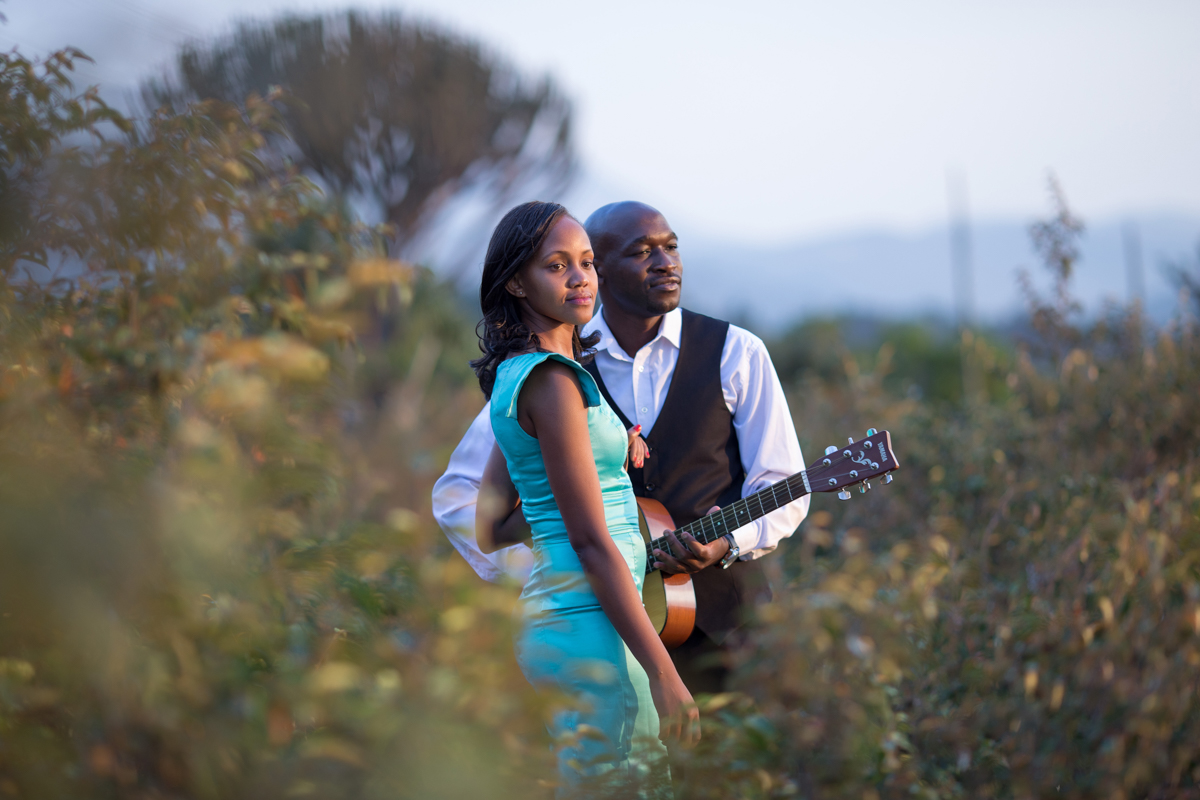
[4,0,1198,244]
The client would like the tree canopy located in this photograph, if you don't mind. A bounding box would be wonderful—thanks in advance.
[141,12,574,254]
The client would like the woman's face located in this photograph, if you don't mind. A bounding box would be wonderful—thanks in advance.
[507,216,596,329]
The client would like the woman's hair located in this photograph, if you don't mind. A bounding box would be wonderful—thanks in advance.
[471,201,600,399]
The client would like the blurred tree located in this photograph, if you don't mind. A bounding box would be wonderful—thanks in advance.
[141,11,574,259]
[0,47,127,276]
[768,315,1010,405]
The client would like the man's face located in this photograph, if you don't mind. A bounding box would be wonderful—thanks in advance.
[595,210,682,319]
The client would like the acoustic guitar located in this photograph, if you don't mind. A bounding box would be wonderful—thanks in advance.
[639,429,900,647]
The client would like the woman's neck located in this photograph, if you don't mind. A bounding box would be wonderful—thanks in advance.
[523,313,576,359]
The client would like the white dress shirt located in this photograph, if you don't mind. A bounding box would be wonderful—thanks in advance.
[431,307,808,584]
[431,402,535,583]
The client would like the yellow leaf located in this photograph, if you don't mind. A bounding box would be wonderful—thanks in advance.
[441,606,475,633]
[922,596,938,620]
[0,659,35,682]
[348,258,411,287]
[699,693,740,712]
[299,738,365,767]
[356,551,390,580]
[810,510,833,527]
[220,159,251,183]
[217,335,330,383]
[375,669,401,693]
[310,662,362,694]
[930,535,950,558]
[202,371,270,417]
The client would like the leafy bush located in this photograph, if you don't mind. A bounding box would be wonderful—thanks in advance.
[0,48,547,799]
[4,45,1200,800]
[693,189,1200,799]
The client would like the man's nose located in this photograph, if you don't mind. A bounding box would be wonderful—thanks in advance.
[649,248,679,271]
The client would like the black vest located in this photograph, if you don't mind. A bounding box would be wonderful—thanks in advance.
[585,309,770,638]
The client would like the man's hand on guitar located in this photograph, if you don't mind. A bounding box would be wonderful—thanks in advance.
[652,505,731,574]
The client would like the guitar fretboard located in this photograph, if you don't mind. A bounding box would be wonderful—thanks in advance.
[643,468,812,574]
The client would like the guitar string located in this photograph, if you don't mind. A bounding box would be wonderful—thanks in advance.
[643,439,891,572]
[655,446,883,553]
[643,468,814,571]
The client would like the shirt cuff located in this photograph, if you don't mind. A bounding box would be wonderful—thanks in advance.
[731,525,768,560]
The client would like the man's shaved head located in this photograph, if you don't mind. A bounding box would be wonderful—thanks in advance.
[584,201,666,263]
[582,201,682,320]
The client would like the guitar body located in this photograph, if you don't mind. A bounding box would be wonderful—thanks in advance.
[636,497,697,648]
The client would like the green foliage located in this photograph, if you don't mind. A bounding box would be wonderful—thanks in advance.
[1,47,128,272]
[5,42,1200,800]
[770,316,1013,405]
[707,199,1200,798]
[0,48,547,799]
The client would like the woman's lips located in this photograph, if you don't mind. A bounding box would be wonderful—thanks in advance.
[567,294,593,305]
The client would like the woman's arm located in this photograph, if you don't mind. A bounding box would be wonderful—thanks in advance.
[476,442,532,554]
[518,361,699,746]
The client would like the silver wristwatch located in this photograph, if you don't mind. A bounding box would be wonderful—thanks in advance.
[719,534,740,569]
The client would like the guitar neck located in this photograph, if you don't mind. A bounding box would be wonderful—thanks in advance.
[645,468,812,567]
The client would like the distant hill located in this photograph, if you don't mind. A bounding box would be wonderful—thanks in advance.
[675,214,1200,331]
[417,186,1200,333]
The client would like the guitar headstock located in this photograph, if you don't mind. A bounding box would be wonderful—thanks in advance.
[804,428,900,500]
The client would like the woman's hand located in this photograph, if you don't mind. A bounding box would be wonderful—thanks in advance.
[649,672,700,747]
[477,442,529,553]
[627,425,648,469]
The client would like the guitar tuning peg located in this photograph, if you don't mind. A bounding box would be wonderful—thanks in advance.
[824,445,838,455]
[837,489,852,501]
[864,480,872,491]
[848,436,855,445]
[858,483,867,494]
[866,427,877,437]
[884,474,893,484]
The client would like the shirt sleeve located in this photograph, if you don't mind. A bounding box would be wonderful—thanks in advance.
[431,402,534,583]
[720,328,809,559]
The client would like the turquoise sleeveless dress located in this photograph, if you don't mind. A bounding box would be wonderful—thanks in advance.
[490,352,671,797]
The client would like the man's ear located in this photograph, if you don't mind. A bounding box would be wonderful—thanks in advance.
[505,275,526,298]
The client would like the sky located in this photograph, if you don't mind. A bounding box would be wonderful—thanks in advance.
[4,0,1199,247]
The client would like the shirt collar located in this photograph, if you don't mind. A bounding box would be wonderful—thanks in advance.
[583,306,682,361]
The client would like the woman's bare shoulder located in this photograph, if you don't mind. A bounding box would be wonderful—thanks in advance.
[520,358,587,416]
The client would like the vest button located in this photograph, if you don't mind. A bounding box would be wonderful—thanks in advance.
[644,483,655,492]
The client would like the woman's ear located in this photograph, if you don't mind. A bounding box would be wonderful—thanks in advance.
[505,275,526,299]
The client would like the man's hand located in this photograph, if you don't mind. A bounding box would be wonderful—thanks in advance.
[652,506,731,574]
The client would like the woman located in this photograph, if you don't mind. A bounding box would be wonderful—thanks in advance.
[472,201,697,795]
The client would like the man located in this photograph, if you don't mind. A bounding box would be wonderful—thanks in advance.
[432,201,807,691]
